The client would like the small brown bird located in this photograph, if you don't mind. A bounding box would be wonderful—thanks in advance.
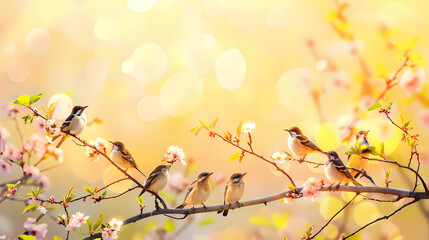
[347,130,371,178]
[110,141,146,177]
[176,172,213,209]
[217,173,246,216]
[54,105,88,148]
[285,127,324,159]
[139,165,171,196]
[324,151,362,186]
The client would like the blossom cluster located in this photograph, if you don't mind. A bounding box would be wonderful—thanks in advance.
[164,145,186,165]
[34,117,61,138]
[85,137,108,162]
[0,125,22,174]
[241,122,255,133]
[24,218,48,240]
[101,218,123,240]
[301,177,324,201]
[271,152,288,165]
[65,212,90,231]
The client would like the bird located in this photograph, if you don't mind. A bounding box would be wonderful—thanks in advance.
[285,127,324,159]
[324,151,362,186]
[217,173,246,216]
[138,165,170,197]
[347,130,371,178]
[53,105,88,148]
[176,172,213,209]
[110,141,146,177]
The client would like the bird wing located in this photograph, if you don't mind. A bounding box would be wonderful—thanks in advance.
[223,181,230,204]
[184,179,198,201]
[297,135,322,152]
[120,148,138,167]
[143,168,162,190]
[331,158,354,179]
[61,113,75,130]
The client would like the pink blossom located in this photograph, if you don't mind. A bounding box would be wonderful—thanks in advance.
[23,134,47,157]
[102,228,119,240]
[24,218,48,240]
[34,118,46,136]
[108,218,123,231]
[37,205,47,214]
[164,145,186,165]
[0,160,12,175]
[301,177,323,201]
[65,212,89,231]
[45,119,55,127]
[399,68,425,94]
[6,144,22,162]
[2,103,20,119]
[0,143,9,160]
[165,173,189,192]
[37,175,51,189]
[0,125,10,155]
[24,166,40,180]
[85,141,100,162]
[46,145,64,163]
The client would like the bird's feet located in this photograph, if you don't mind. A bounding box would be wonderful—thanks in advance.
[335,183,341,190]
[202,203,208,210]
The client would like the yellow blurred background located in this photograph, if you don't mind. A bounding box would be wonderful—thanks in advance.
[1,0,429,239]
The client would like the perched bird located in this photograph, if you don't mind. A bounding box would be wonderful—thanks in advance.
[54,105,88,148]
[217,173,246,216]
[176,172,213,209]
[347,130,371,178]
[324,151,362,186]
[285,127,324,159]
[110,141,146,177]
[139,165,171,196]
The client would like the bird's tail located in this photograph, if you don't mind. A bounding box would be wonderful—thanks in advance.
[351,179,362,186]
[135,167,147,177]
[176,203,186,209]
[138,188,146,197]
[56,135,69,148]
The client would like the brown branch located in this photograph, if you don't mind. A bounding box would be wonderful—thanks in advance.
[212,132,296,187]
[82,185,429,240]
[343,199,419,239]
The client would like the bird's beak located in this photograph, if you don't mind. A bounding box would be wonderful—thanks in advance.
[322,152,330,156]
[242,173,247,177]
[168,165,172,170]
[83,105,89,109]
[209,172,214,176]
[109,141,114,144]
[364,130,370,138]
[284,129,291,132]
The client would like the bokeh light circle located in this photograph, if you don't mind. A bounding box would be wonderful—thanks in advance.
[320,196,343,219]
[323,224,338,239]
[84,58,108,82]
[7,60,30,82]
[48,93,74,120]
[131,44,168,83]
[315,122,341,151]
[94,18,118,40]
[137,96,165,121]
[103,166,133,193]
[127,0,157,13]
[26,28,52,53]
[276,68,313,110]
[184,34,222,74]
[122,59,134,74]
[354,201,379,226]
[160,72,203,116]
[215,49,246,90]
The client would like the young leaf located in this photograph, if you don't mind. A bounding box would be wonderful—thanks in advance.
[198,117,211,130]
[22,203,39,214]
[249,216,272,226]
[54,237,63,240]
[19,235,36,240]
[404,37,419,51]
[84,187,94,196]
[86,219,93,231]
[211,115,220,128]
[376,62,387,78]
[367,102,382,111]
[29,94,44,105]
[93,213,104,231]
[272,212,289,229]
[198,216,215,227]
[48,101,58,119]
[229,152,242,162]
[409,53,426,68]
[13,95,30,106]
[143,221,157,233]
[236,121,243,138]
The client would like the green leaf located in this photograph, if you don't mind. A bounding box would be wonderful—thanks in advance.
[143,221,157,233]
[29,93,44,105]
[198,216,215,227]
[87,219,93,231]
[13,95,30,106]
[84,187,94,196]
[158,191,175,203]
[164,219,175,232]
[249,216,272,226]
[345,151,355,156]
[93,213,104,231]
[54,236,63,240]
[22,203,38,214]
[367,102,382,111]
[409,53,426,68]
[229,152,242,162]
[19,235,36,240]
[386,102,393,111]
[272,212,289,229]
